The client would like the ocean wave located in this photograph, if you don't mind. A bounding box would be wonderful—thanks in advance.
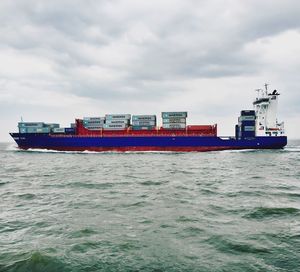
[66,181,114,189]
[244,207,300,219]
[206,235,270,254]
[17,193,36,200]
[1,251,69,272]
[283,147,300,152]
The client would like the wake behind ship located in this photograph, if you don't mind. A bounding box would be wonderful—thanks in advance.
[10,86,287,152]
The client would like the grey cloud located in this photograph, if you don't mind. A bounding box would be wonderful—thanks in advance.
[2,0,299,82]
[237,1,300,40]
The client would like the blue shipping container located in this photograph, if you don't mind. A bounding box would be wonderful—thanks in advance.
[239,120,255,126]
[241,131,255,137]
[235,124,240,139]
[241,125,255,132]
[241,110,255,116]
[65,128,75,134]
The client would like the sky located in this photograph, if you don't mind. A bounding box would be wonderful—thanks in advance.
[0,0,299,142]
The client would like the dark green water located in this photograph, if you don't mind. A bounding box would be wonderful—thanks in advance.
[0,141,299,272]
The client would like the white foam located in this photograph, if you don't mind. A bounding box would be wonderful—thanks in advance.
[82,150,107,154]
[13,148,88,154]
[24,148,75,154]
[217,149,257,153]
[283,147,300,152]
[124,151,175,154]
[11,148,181,155]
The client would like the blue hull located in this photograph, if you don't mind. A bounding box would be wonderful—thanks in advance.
[10,133,287,152]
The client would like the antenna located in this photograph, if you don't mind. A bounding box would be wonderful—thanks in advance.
[21,116,23,122]
[264,83,269,90]
[255,88,262,100]
[262,83,269,96]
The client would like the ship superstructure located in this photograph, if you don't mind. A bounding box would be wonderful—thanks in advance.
[254,84,285,137]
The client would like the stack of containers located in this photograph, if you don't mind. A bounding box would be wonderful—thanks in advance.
[237,110,256,139]
[132,115,156,130]
[104,114,131,130]
[83,117,105,130]
[18,122,52,134]
[161,112,187,129]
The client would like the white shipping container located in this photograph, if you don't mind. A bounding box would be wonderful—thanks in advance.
[162,112,187,118]
[84,123,105,127]
[103,123,127,129]
[45,123,60,128]
[162,123,186,129]
[105,114,131,120]
[239,116,256,121]
[105,120,130,125]
[162,118,186,124]
[83,117,105,121]
[53,128,66,133]
[132,120,156,126]
[132,115,156,121]
[84,120,105,124]
[132,126,156,130]
[84,124,103,128]
[35,128,51,133]
[18,122,44,128]
[24,128,37,133]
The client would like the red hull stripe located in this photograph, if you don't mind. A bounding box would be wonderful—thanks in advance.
[20,146,249,152]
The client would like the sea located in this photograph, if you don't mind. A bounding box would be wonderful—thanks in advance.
[0,141,299,272]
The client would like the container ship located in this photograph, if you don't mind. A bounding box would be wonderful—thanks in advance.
[10,86,287,152]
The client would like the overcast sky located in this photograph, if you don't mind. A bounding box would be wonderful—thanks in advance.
[1,0,299,141]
